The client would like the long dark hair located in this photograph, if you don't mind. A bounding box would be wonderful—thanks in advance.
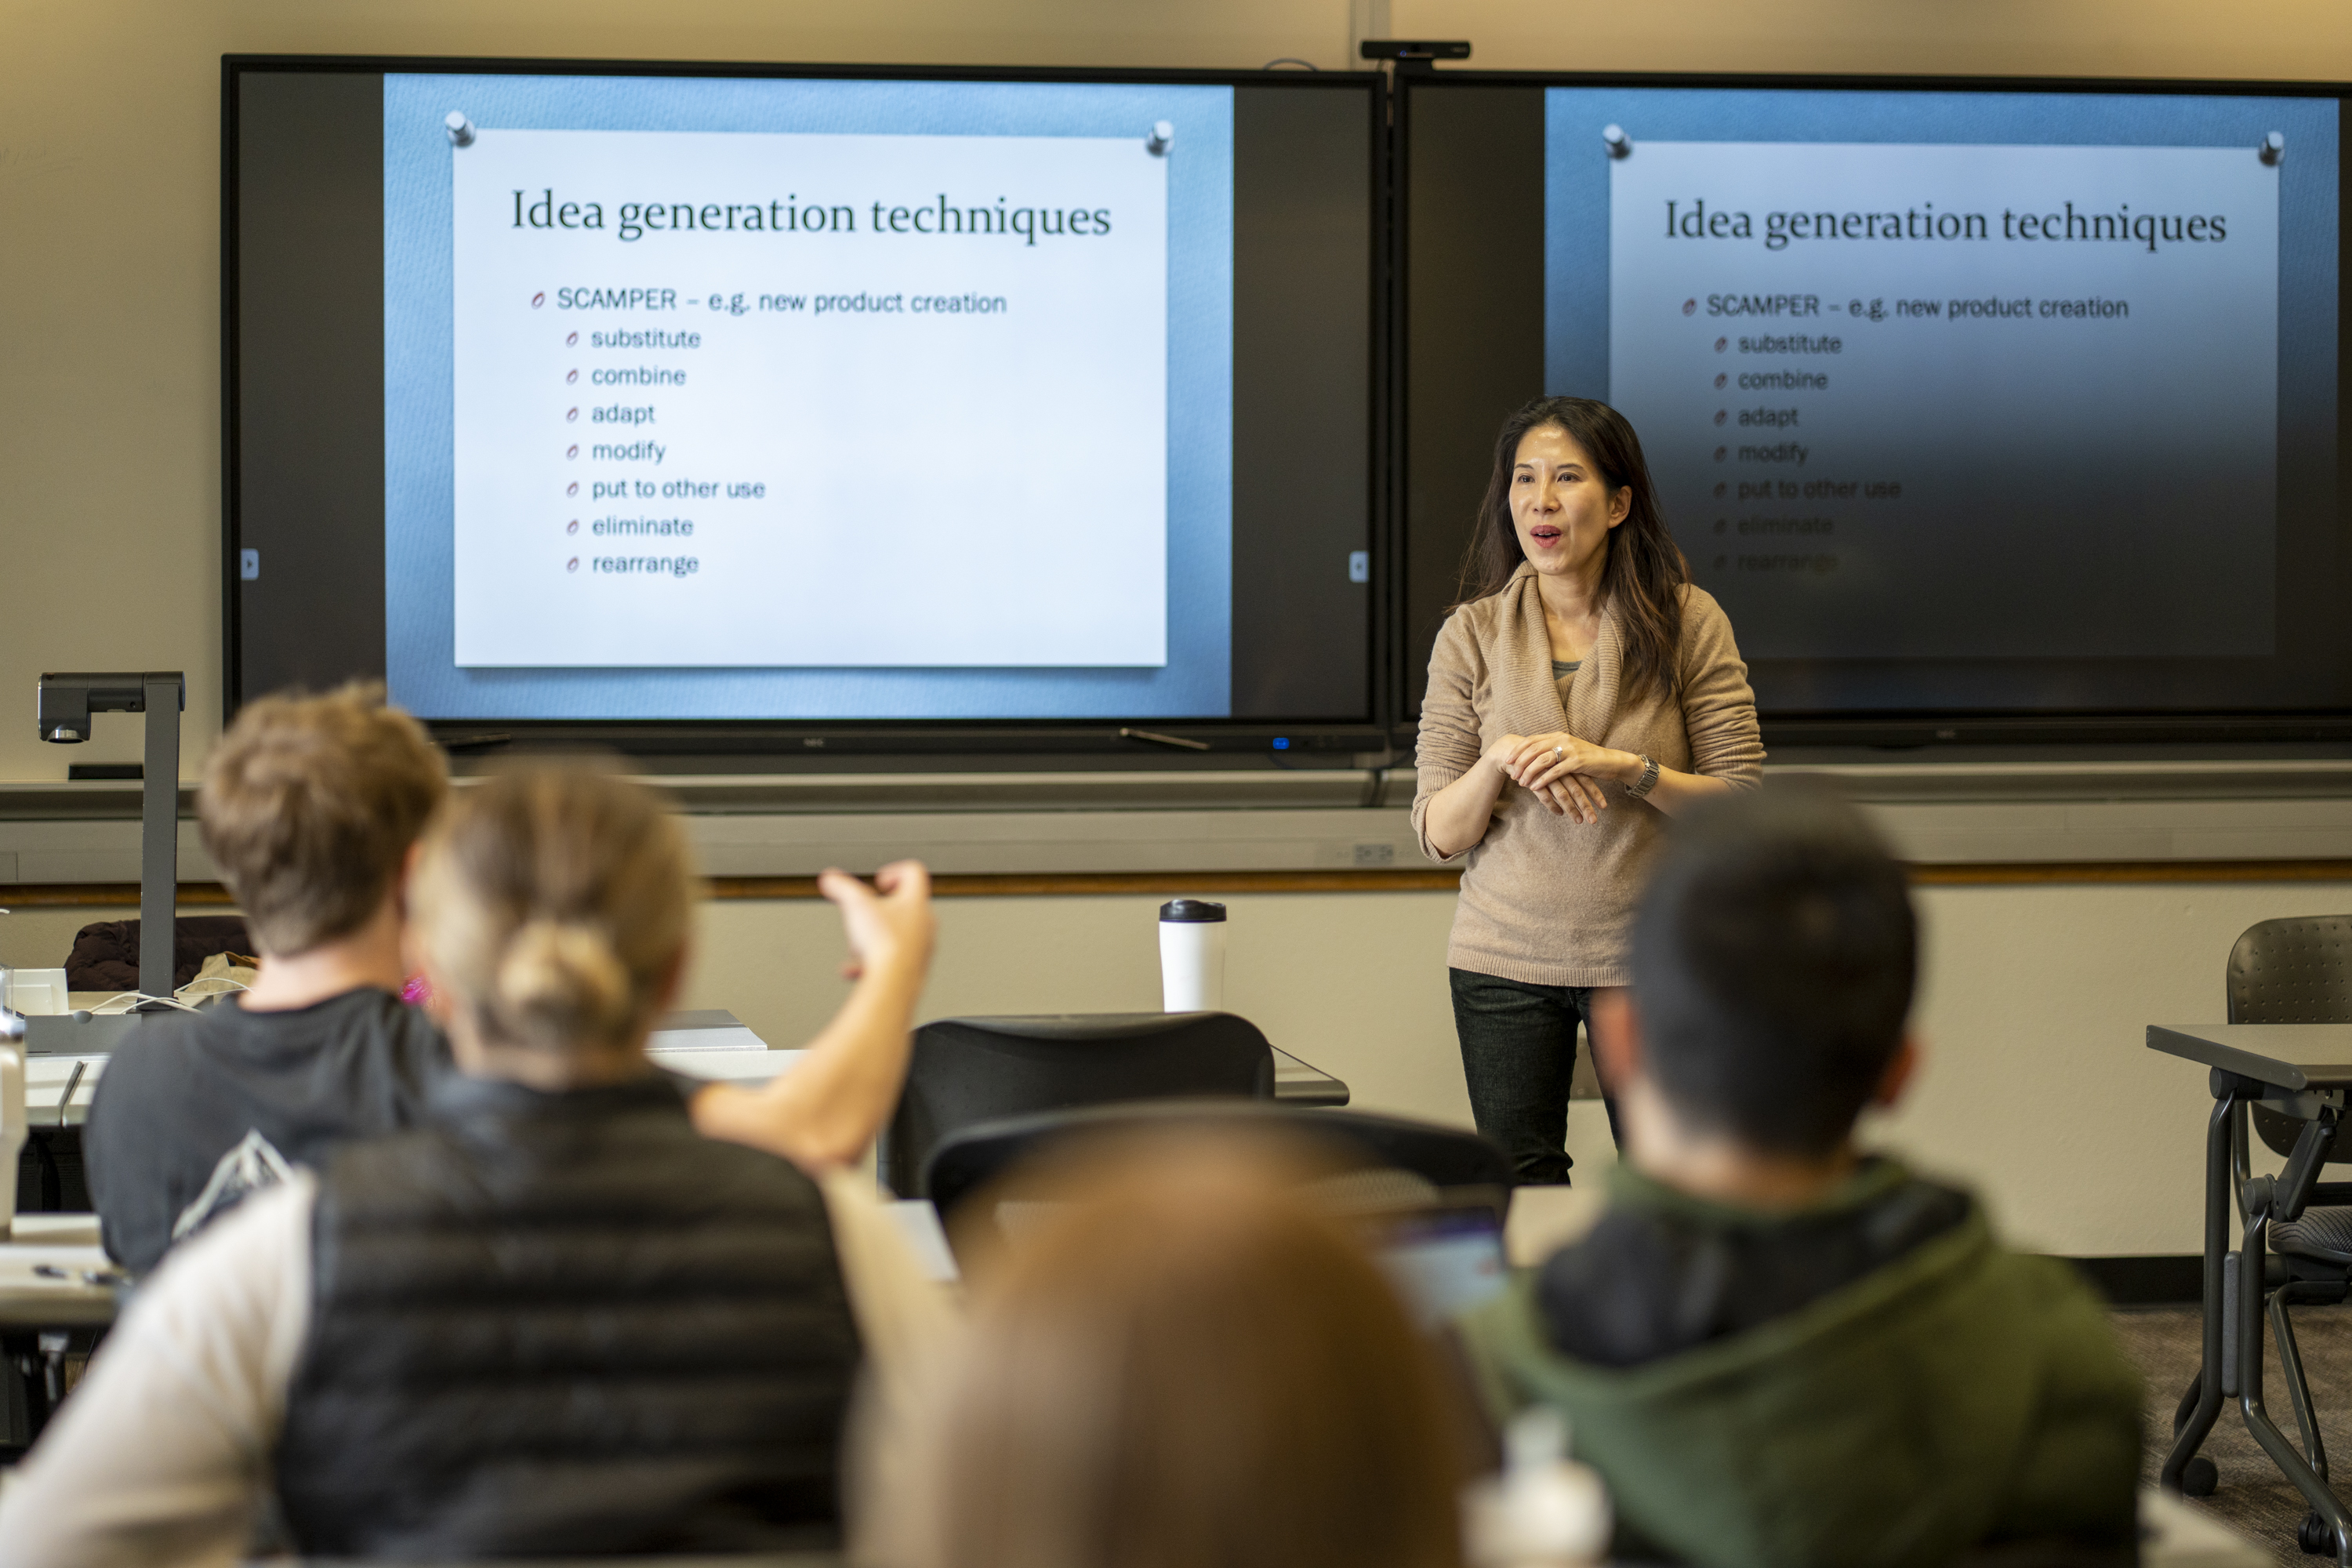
[1454,396,1689,703]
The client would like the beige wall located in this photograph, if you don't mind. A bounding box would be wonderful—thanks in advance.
[688,876,2352,1257]
[5,874,2326,1256]
[9,0,2352,779]
[12,0,2352,1254]
[1397,1,2352,79]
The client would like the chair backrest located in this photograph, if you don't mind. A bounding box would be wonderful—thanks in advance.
[879,1013,1276,1196]
[2228,916,2352,1024]
[921,1099,1513,1232]
[2228,916,2352,1159]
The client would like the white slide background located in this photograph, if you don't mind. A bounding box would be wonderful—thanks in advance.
[451,128,1167,668]
[1609,142,2278,660]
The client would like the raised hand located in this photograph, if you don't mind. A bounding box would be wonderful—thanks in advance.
[818,859,936,982]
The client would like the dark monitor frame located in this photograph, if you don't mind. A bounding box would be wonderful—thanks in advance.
[1392,67,2352,754]
[222,54,1394,766]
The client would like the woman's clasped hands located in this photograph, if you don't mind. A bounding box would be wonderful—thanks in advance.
[1483,731,1624,825]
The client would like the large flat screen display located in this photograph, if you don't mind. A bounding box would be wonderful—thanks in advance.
[1401,74,2352,742]
[227,60,1381,749]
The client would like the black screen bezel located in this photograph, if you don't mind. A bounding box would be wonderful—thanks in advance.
[1393,67,2352,752]
[222,53,1392,763]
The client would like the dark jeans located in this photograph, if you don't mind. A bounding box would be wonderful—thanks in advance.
[1450,967,1622,1185]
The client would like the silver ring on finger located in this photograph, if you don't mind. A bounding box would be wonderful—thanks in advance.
[1553,745,1563,761]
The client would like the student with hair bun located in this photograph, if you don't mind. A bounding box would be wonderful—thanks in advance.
[88,682,937,1278]
[0,765,952,1566]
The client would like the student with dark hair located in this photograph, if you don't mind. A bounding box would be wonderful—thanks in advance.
[1414,396,1765,1184]
[0,765,949,1565]
[1454,783,2142,1568]
[85,683,930,1276]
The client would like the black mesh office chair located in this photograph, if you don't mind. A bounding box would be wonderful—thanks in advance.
[2165,916,2352,1559]
[877,1013,1276,1196]
[920,1099,1513,1249]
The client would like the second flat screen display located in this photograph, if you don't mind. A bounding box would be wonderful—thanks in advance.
[1403,78,2348,725]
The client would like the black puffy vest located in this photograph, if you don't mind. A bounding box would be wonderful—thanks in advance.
[274,1073,862,1559]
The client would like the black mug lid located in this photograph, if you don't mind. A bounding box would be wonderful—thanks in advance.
[1159,898,1228,924]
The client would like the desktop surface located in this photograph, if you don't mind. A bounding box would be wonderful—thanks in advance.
[2147,1023,2352,1091]
[0,1214,119,1328]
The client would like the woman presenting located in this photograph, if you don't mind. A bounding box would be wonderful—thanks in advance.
[1414,396,1763,1184]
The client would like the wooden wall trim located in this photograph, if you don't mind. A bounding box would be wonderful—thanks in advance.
[0,883,239,907]
[9,858,2352,908]
[0,872,1468,906]
[1909,860,2352,886]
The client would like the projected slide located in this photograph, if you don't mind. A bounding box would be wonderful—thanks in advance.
[382,75,1235,722]
[1541,89,2340,681]
[1607,139,2277,660]
[450,128,1168,670]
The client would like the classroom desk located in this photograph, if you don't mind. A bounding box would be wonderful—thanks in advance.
[0,1215,118,1330]
[0,1214,123,1444]
[2148,1023,2352,1561]
[651,1039,1350,1105]
[23,1011,1353,1120]
[2148,1023,2352,1094]
[21,1055,103,1127]
[1269,1048,1352,1106]
[651,1007,1351,1105]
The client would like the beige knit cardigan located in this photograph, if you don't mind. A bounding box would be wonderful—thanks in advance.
[1410,565,1766,987]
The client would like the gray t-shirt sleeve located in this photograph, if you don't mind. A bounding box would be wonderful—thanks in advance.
[84,1022,198,1276]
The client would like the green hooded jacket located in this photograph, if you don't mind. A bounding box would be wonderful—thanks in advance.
[1455,1162,2142,1568]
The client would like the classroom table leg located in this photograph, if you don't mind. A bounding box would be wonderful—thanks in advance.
[2161,1091,2238,1493]
[2235,1197,2352,1566]
[2270,1287,2330,1481]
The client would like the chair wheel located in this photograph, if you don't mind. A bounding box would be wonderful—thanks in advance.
[2299,1509,2336,1555]
[2181,1456,2219,1497]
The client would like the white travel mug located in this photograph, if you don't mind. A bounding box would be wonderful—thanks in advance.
[1159,898,1228,1013]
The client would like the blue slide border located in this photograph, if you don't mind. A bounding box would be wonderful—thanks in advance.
[384,74,1234,721]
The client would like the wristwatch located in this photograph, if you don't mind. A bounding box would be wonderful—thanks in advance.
[1624,753,1661,800]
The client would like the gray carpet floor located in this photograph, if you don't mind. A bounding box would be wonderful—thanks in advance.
[2119,1303,2352,1565]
